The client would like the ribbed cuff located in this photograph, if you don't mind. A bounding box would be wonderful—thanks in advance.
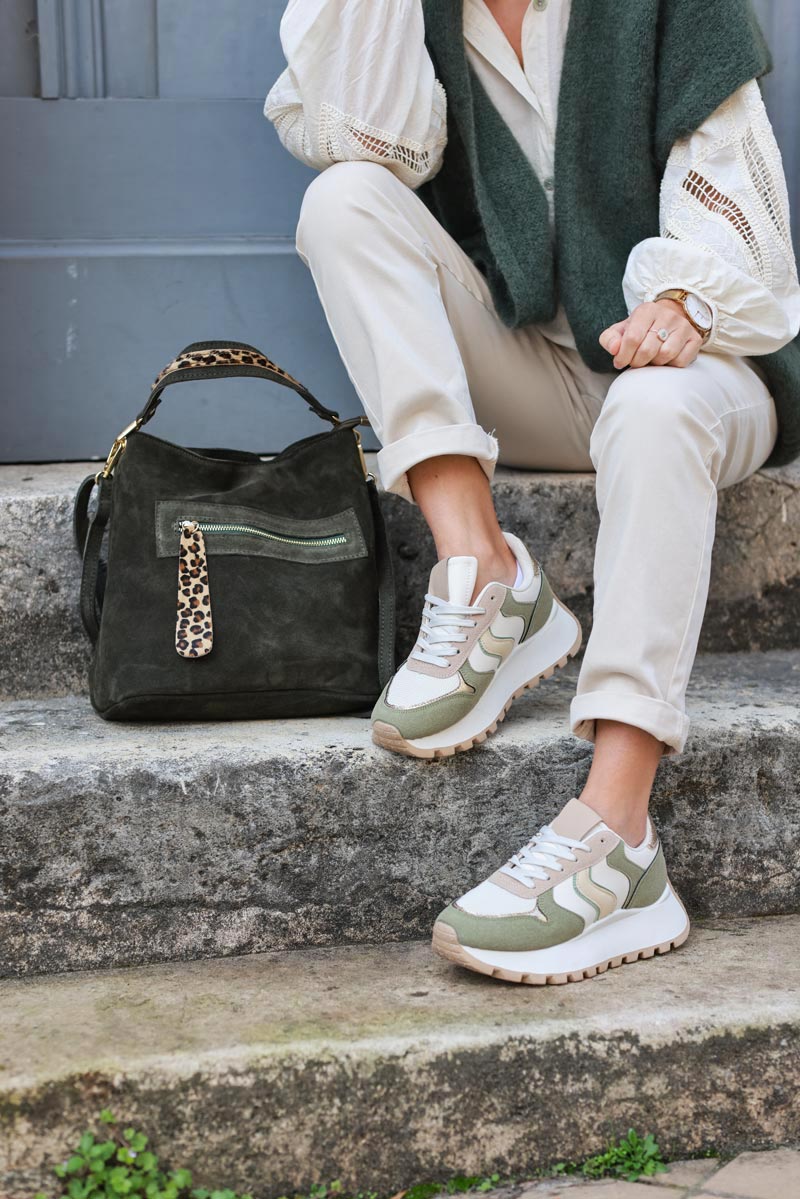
[570,691,691,756]
[376,424,499,503]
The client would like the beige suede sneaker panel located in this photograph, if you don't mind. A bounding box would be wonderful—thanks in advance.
[550,797,606,840]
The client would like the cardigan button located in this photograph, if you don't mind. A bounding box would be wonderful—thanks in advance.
[543,176,554,191]
[532,0,548,10]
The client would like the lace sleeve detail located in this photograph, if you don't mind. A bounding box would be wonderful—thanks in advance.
[661,80,797,293]
[264,1,447,189]
[623,80,800,356]
[317,83,447,183]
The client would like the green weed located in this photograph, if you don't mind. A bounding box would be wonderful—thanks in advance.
[553,1128,668,1182]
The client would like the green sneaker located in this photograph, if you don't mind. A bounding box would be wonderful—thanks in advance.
[433,797,690,984]
[371,532,581,758]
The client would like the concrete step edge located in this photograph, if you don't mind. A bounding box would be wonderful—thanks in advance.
[1,651,799,977]
[1,459,799,700]
[1,915,798,1198]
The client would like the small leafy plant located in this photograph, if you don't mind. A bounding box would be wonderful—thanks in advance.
[276,1184,379,1199]
[34,1112,667,1198]
[274,1176,502,1199]
[33,1110,253,1199]
[553,1128,668,1182]
[404,1175,502,1199]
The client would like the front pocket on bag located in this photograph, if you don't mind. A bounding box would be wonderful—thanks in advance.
[155,499,368,565]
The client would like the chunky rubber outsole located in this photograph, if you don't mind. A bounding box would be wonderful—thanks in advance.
[372,599,582,760]
[431,885,690,985]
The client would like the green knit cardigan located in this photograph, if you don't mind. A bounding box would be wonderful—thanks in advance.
[419,0,800,466]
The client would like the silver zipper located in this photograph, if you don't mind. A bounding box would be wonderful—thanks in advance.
[177,519,347,549]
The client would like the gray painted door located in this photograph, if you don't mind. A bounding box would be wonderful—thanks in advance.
[0,0,366,463]
[1,0,798,463]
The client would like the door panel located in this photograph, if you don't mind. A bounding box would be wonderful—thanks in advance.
[0,0,38,97]
[1,0,367,462]
[3,98,307,238]
[156,0,281,99]
[1,246,333,460]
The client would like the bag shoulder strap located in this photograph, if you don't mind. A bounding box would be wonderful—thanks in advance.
[138,341,340,429]
[74,473,113,643]
[367,481,397,688]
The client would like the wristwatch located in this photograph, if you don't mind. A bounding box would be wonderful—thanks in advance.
[656,288,713,341]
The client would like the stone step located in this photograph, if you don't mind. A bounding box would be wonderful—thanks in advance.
[2,650,798,978]
[1,916,798,1199]
[1,459,798,700]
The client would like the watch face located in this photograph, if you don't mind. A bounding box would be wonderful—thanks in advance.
[686,293,713,331]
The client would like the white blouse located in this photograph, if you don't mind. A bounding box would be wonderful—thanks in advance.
[265,0,800,357]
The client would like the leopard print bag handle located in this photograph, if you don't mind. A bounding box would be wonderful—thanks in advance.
[137,340,341,430]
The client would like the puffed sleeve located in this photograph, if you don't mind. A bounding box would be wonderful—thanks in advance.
[623,80,800,355]
[264,0,447,190]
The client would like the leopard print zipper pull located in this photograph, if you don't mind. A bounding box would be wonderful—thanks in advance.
[176,521,213,658]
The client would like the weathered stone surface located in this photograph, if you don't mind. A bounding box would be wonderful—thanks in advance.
[1,459,798,699]
[700,1149,800,1196]
[533,1185,673,1198]
[383,460,800,660]
[1,652,798,977]
[641,1157,721,1188]
[1,918,798,1199]
[0,464,93,700]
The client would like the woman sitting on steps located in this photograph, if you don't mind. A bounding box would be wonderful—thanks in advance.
[265,0,800,985]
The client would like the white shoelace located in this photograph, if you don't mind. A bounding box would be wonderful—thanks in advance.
[505,824,592,885]
[409,593,485,668]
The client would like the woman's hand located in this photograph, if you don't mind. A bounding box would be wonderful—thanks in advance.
[599,299,704,369]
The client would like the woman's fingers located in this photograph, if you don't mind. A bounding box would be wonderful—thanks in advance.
[650,326,696,366]
[629,325,672,368]
[600,302,703,369]
[666,334,703,368]
[599,319,628,355]
[613,305,659,368]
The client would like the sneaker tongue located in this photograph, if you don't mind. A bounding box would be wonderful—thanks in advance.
[428,556,478,606]
[550,797,606,839]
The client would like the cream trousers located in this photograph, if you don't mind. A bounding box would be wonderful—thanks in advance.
[295,162,778,754]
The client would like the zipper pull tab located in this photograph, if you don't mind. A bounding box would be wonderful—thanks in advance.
[176,521,213,658]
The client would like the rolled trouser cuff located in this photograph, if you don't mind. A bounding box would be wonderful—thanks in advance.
[570,691,691,756]
[376,424,499,502]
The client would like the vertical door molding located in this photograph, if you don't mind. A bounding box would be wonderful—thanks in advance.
[36,0,105,97]
[35,0,63,97]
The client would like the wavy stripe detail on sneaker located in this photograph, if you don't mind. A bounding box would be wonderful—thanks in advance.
[479,627,516,663]
[552,875,598,929]
[574,873,600,921]
[606,842,646,902]
[467,639,505,674]
[581,869,619,920]
[588,859,632,907]
[490,609,527,641]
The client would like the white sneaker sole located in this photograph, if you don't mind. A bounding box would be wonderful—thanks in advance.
[432,884,690,985]
[373,599,582,759]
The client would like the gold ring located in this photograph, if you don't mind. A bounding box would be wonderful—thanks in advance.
[657,327,670,343]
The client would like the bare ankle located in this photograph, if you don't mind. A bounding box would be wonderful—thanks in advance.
[408,455,519,599]
[474,549,517,595]
[579,789,649,846]
[579,721,662,845]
